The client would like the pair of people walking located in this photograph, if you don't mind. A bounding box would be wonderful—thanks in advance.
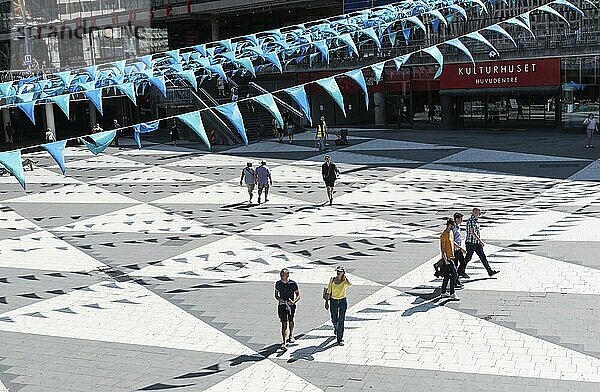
[239,160,272,204]
[438,208,499,299]
[583,113,598,148]
[274,266,351,351]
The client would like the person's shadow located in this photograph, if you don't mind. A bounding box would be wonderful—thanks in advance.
[286,336,337,363]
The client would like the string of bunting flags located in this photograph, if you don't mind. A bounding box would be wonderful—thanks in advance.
[0,0,497,126]
[0,0,591,191]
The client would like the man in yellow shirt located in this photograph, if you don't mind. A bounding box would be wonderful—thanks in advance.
[440,219,460,300]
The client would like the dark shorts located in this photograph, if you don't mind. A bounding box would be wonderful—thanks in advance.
[278,304,296,322]
[258,184,269,193]
[324,179,336,188]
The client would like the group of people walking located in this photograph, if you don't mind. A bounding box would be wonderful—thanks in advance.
[275,265,351,351]
[239,155,341,205]
[438,208,499,300]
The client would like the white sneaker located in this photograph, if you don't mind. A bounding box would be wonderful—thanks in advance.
[287,337,295,344]
[449,293,460,300]
[441,292,450,298]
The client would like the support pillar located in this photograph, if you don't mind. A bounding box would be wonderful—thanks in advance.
[45,103,56,138]
[210,16,219,41]
[2,108,10,142]
[89,101,97,129]
[374,92,385,125]
[441,95,458,129]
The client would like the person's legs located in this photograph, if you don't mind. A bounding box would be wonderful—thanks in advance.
[455,251,465,284]
[257,185,263,204]
[278,305,288,347]
[264,185,269,202]
[288,320,295,342]
[441,270,450,294]
[587,129,593,146]
[474,244,494,275]
[448,261,458,295]
[337,298,347,343]
[281,322,288,345]
[326,186,333,202]
[330,299,340,336]
[463,242,476,277]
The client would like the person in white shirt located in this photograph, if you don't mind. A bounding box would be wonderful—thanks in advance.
[583,113,598,148]
[45,128,55,142]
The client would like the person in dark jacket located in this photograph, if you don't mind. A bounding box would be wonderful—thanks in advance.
[322,155,340,205]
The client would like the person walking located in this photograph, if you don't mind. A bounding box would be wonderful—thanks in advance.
[583,113,598,148]
[324,266,351,346]
[452,212,466,289]
[45,128,55,143]
[322,155,340,206]
[112,119,121,147]
[170,122,180,146]
[316,116,327,151]
[275,268,300,351]
[5,122,14,143]
[274,119,283,143]
[440,219,460,300]
[256,160,272,204]
[239,162,257,204]
[463,208,499,278]
[286,120,294,144]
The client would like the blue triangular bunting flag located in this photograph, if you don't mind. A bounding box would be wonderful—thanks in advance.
[116,83,137,106]
[17,101,36,124]
[83,89,103,115]
[81,130,116,155]
[149,76,167,97]
[252,93,284,129]
[176,111,210,150]
[214,103,248,145]
[263,53,283,73]
[316,77,346,117]
[372,62,385,84]
[41,140,67,174]
[345,69,369,109]
[132,120,160,149]
[283,85,312,126]
[48,94,70,118]
[179,70,198,90]
[0,150,26,189]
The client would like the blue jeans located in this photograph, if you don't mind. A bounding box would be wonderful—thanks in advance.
[330,298,347,343]
[441,260,458,295]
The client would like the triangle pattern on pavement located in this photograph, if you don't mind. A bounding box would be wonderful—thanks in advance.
[3,183,140,204]
[343,138,461,151]
[245,207,434,238]
[436,148,588,163]
[133,234,379,284]
[90,166,214,184]
[0,230,105,272]
[203,360,323,392]
[68,154,148,168]
[52,203,220,235]
[0,281,255,355]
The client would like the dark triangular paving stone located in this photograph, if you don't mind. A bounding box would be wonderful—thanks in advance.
[0,316,13,322]
[0,278,8,283]
[54,307,77,314]
[24,312,47,318]
[139,382,195,390]
[0,297,6,304]
[18,275,38,281]
[83,303,103,309]
[19,292,42,299]
[46,289,66,295]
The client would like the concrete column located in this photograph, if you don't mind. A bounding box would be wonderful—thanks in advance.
[2,108,10,142]
[373,92,385,125]
[45,103,56,138]
[210,16,219,41]
[89,101,97,128]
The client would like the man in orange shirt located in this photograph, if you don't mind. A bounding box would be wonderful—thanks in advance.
[440,219,460,300]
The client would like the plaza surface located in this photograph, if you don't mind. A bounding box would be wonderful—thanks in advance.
[1,128,600,392]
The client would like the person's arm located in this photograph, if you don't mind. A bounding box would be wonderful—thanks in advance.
[469,225,484,245]
[240,170,244,186]
[268,170,273,185]
[441,238,449,263]
[275,287,284,305]
[324,278,332,309]
[293,288,301,304]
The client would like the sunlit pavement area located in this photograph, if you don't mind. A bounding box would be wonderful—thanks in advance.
[1,128,600,391]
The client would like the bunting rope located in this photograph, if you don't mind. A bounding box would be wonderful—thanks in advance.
[0,0,588,191]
